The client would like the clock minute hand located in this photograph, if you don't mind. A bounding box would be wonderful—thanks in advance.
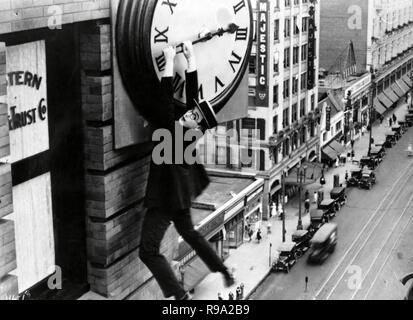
[192,23,239,45]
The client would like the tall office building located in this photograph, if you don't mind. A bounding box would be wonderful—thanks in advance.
[201,0,321,218]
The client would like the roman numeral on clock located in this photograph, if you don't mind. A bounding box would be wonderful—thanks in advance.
[155,53,166,72]
[215,76,225,93]
[154,27,169,43]
[173,73,185,98]
[235,28,248,41]
[233,0,246,14]
[162,0,177,15]
[229,51,242,73]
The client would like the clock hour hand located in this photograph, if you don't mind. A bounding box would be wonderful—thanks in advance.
[192,23,239,45]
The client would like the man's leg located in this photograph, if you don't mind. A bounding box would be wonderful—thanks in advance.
[139,208,186,299]
[173,209,235,285]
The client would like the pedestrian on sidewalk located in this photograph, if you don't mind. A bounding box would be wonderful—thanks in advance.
[267,221,272,235]
[304,198,310,214]
[379,114,384,124]
[313,191,318,204]
[389,117,393,127]
[270,202,277,219]
[228,292,234,300]
[248,228,253,242]
[393,114,397,124]
[345,171,349,183]
[236,286,242,300]
[240,283,244,299]
[256,229,262,243]
[305,189,310,201]
[218,293,223,300]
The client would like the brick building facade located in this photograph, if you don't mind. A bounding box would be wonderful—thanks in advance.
[0,0,180,300]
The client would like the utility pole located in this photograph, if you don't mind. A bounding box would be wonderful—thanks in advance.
[297,168,304,231]
[368,69,376,157]
[281,171,286,243]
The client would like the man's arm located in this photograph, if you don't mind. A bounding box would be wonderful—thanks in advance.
[183,41,199,110]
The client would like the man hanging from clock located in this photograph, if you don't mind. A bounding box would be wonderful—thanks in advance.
[140,40,236,300]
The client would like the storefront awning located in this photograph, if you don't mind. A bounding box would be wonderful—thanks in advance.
[402,75,412,88]
[396,79,410,93]
[383,88,399,103]
[329,140,345,154]
[285,162,324,185]
[377,93,394,109]
[322,145,339,161]
[391,83,405,98]
[373,98,387,115]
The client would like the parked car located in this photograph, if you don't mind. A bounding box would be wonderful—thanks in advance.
[318,199,337,219]
[347,169,363,187]
[369,147,384,164]
[272,242,298,273]
[308,223,338,264]
[374,143,386,158]
[330,187,347,208]
[385,133,397,148]
[392,125,402,139]
[309,209,327,235]
[359,169,376,190]
[292,230,311,257]
[406,114,413,127]
[360,156,377,170]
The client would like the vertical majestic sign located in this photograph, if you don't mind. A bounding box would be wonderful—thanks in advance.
[7,41,49,163]
[256,0,269,106]
[307,4,316,90]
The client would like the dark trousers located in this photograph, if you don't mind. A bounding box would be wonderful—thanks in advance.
[139,207,226,299]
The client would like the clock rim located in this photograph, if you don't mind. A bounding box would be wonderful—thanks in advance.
[116,0,254,115]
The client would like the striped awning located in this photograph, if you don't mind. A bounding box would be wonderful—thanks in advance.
[396,79,410,94]
[383,88,399,103]
[373,98,387,115]
[322,145,339,160]
[391,83,405,98]
[402,75,412,87]
[377,93,393,109]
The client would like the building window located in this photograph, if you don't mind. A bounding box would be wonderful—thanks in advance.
[292,77,299,95]
[284,47,290,68]
[274,57,279,74]
[311,94,315,111]
[285,0,291,7]
[293,46,299,64]
[323,132,327,142]
[292,103,298,123]
[302,17,308,32]
[283,108,290,127]
[283,79,290,99]
[249,55,256,74]
[273,115,278,134]
[273,85,279,105]
[274,19,280,42]
[300,127,306,144]
[274,0,280,10]
[301,72,307,90]
[301,44,308,61]
[336,121,342,132]
[284,18,291,38]
[293,16,300,35]
[300,98,306,117]
[294,0,299,6]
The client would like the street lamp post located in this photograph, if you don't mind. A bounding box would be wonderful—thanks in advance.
[297,168,304,231]
[368,69,377,156]
[281,171,286,243]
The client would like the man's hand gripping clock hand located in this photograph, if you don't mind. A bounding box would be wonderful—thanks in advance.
[182,41,197,73]
[163,46,176,78]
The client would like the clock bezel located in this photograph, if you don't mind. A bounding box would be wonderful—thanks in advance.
[116,0,254,114]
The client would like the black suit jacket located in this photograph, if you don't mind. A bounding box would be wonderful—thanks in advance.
[144,71,210,212]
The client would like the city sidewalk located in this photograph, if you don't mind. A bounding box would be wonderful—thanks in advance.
[192,97,412,301]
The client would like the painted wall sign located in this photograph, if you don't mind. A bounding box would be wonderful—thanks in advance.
[307,5,316,90]
[6,41,55,293]
[255,0,269,107]
[6,41,49,163]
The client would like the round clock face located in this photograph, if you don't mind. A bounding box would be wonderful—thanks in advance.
[149,0,253,110]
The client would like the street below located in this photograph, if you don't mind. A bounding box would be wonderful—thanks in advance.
[250,127,413,300]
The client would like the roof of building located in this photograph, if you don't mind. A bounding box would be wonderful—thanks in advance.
[191,175,257,226]
[318,89,345,117]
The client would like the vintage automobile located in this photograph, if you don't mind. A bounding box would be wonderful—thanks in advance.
[360,156,377,170]
[318,199,338,219]
[369,147,384,164]
[399,120,408,130]
[374,143,386,157]
[309,209,327,235]
[272,242,298,273]
[392,125,402,139]
[406,114,413,127]
[359,169,376,190]
[292,230,311,257]
[308,223,338,264]
[330,187,347,207]
[385,133,397,148]
[347,169,363,187]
